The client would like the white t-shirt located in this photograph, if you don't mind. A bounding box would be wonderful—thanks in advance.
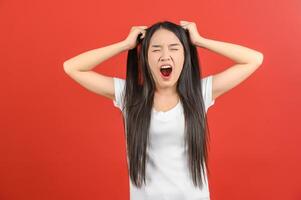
[113,76,215,200]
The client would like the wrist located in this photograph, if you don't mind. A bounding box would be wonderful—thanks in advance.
[119,40,130,51]
[195,36,208,48]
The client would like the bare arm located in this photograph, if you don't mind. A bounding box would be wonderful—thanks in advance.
[63,26,147,101]
[63,40,129,100]
[63,41,128,72]
[196,37,264,100]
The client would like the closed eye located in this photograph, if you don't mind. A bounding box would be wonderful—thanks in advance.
[152,49,179,52]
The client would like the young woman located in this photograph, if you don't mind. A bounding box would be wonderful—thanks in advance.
[63,20,264,200]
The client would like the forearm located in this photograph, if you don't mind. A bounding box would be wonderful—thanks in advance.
[196,37,263,64]
[63,40,129,72]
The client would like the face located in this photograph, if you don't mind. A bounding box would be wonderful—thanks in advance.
[147,28,185,90]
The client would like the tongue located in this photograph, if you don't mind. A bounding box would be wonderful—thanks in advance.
[162,71,171,76]
[161,68,172,76]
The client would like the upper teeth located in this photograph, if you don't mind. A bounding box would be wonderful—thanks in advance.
[161,65,172,69]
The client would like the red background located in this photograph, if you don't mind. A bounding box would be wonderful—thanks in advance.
[1,0,300,199]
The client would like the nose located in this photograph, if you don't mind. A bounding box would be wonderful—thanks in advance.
[160,57,171,62]
[160,48,171,61]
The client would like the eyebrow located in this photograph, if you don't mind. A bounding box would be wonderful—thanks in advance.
[151,43,181,48]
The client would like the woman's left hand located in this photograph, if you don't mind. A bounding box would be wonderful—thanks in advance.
[179,20,206,46]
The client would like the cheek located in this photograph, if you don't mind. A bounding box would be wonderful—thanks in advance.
[147,59,157,76]
[174,53,185,70]
[148,55,160,70]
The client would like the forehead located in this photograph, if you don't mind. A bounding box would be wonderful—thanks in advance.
[149,29,182,46]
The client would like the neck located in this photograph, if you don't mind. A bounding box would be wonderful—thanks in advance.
[154,85,178,98]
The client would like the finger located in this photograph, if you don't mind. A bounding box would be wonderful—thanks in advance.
[181,24,188,29]
[180,23,189,28]
[135,28,145,36]
[138,26,148,29]
[138,27,147,32]
[139,29,146,35]
[180,20,189,24]
[140,32,145,39]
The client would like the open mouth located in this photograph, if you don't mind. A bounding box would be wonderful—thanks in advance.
[160,65,173,77]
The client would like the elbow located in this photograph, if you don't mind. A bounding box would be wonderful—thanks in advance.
[63,61,72,74]
[255,52,264,66]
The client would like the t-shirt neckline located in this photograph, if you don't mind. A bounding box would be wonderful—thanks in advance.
[152,99,181,115]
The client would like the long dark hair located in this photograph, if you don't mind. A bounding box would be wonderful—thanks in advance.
[120,20,211,189]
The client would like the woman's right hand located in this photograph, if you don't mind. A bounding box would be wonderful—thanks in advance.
[123,26,148,50]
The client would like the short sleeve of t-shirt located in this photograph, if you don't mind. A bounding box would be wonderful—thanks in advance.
[202,75,215,111]
[112,76,215,111]
[113,77,126,110]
